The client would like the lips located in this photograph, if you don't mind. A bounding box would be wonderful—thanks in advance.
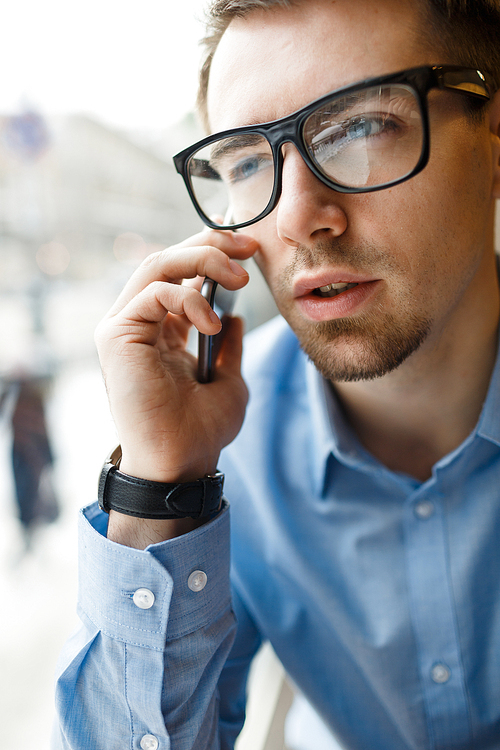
[293,272,381,322]
[293,271,377,299]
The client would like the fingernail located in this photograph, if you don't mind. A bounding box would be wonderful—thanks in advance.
[208,308,221,326]
[229,259,248,277]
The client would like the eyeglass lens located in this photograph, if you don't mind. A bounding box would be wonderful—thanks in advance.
[187,83,424,227]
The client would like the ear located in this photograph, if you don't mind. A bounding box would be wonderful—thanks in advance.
[490,88,500,199]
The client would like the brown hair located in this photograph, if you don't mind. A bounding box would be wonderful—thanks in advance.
[196,0,500,130]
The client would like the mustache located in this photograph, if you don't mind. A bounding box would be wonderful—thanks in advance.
[282,238,400,280]
[276,237,398,299]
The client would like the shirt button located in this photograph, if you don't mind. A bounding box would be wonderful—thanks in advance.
[431,663,451,683]
[133,588,155,610]
[140,735,159,750]
[414,500,435,519]
[188,570,208,592]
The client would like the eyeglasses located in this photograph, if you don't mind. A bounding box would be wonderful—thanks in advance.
[173,65,493,231]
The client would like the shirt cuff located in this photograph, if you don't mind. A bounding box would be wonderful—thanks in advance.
[78,501,232,651]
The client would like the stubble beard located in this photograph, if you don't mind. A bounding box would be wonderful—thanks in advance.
[273,239,432,383]
[293,311,431,382]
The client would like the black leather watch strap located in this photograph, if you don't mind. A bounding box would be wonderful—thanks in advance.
[98,446,224,519]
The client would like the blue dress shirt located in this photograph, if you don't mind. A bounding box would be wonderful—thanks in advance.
[53,315,500,750]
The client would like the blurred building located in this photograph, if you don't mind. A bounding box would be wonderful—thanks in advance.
[0,110,202,277]
[0,110,204,371]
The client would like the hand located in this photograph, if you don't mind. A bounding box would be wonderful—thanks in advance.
[95,228,258,492]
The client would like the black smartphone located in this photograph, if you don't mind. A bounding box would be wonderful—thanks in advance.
[197,278,236,383]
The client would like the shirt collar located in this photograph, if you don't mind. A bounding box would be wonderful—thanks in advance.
[306,357,367,495]
[306,315,500,494]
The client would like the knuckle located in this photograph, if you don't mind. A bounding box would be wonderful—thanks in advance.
[180,286,207,317]
[183,285,202,305]
[198,245,215,265]
[140,248,167,269]
[147,279,164,294]
[147,279,178,299]
[199,244,228,270]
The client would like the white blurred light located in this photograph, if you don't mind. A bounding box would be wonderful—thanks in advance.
[113,232,148,265]
[0,0,207,129]
[36,241,71,275]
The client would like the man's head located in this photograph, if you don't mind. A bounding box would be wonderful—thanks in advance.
[186,0,500,383]
[197,0,500,132]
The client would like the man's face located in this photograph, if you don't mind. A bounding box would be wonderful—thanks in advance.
[207,0,498,383]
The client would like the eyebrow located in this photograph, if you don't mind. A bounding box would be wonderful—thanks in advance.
[209,133,269,166]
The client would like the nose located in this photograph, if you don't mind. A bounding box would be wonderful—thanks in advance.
[275,144,348,247]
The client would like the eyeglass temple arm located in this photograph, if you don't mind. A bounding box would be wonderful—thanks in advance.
[434,66,493,99]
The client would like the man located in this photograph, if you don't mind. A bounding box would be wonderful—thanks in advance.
[53,0,500,748]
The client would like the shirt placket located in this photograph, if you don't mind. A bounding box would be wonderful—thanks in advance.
[403,482,471,749]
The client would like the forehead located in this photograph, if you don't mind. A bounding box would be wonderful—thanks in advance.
[207,0,434,132]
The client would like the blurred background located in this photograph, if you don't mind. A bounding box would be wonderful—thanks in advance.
[0,2,277,748]
[1,3,499,749]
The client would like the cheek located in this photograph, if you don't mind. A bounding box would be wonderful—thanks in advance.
[371,141,490,273]
[419,122,493,246]
[343,189,441,288]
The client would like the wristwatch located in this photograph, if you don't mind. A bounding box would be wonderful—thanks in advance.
[98,446,225,519]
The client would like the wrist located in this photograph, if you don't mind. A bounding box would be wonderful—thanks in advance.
[119,444,219,484]
[98,446,224,521]
[118,456,218,484]
[107,511,208,549]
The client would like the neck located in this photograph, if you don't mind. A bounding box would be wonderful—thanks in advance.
[333,258,500,482]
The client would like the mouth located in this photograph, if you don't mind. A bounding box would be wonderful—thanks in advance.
[313,282,359,298]
[293,273,381,322]
[293,272,369,299]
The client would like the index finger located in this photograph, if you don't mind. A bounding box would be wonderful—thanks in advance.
[108,228,258,316]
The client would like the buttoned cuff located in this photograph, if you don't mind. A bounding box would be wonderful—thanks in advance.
[78,501,232,651]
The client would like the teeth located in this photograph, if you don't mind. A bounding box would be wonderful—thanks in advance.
[319,283,350,292]
[315,282,358,297]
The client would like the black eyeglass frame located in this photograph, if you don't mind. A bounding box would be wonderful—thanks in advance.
[173,65,493,231]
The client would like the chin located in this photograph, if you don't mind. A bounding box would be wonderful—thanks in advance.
[292,313,432,383]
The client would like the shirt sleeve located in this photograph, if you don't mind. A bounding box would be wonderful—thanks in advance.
[52,501,237,750]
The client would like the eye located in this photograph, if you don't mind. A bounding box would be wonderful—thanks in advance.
[344,115,377,138]
[342,114,396,140]
[309,112,403,162]
[228,154,272,183]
